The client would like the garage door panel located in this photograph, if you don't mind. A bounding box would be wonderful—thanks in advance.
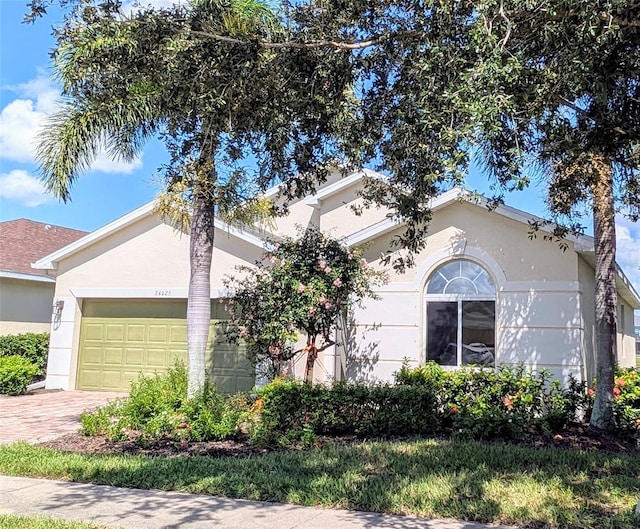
[147,348,167,366]
[82,346,103,365]
[148,325,168,342]
[101,370,125,390]
[79,370,101,389]
[124,347,144,366]
[105,324,125,341]
[84,324,104,341]
[170,325,187,343]
[127,325,146,342]
[78,301,254,392]
[104,347,123,365]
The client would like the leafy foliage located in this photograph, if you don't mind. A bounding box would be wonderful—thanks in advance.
[0,333,50,376]
[248,363,586,447]
[0,356,39,396]
[224,227,386,379]
[80,362,249,442]
[585,367,640,434]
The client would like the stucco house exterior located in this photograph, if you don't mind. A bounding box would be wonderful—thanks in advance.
[34,170,640,392]
[0,219,87,336]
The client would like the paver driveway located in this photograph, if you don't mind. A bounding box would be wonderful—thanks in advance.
[0,390,122,444]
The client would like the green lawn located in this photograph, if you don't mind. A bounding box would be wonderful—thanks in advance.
[0,514,117,529]
[1,439,639,529]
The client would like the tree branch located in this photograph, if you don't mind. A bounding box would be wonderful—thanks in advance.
[187,29,418,50]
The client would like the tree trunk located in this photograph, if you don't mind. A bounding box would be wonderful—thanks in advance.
[589,157,618,431]
[187,190,215,397]
[304,336,317,384]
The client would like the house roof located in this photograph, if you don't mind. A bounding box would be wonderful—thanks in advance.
[30,172,640,308]
[0,219,87,280]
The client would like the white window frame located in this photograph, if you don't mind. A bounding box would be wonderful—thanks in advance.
[424,259,497,368]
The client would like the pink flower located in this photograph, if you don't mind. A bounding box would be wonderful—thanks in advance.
[309,306,317,314]
[318,295,327,303]
[383,273,390,285]
[324,266,332,274]
[269,255,277,264]
[318,260,326,270]
[332,278,342,287]
[361,258,368,266]
[324,302,333,310]
[239,329,248,338]
[297,283,306,293]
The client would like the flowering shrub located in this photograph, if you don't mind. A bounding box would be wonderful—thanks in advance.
[396,362,583,439]
[224,227,385,380]
[585,367,640,434]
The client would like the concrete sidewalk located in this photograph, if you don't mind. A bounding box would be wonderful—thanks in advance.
[0,475,515,529]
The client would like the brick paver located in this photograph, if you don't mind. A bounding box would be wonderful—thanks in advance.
[0,390,123,444]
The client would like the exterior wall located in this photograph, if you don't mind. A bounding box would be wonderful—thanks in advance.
[345,201,586,385]
[577,256,597,383]
[46,216,262,390]
[618,299,636,368]
[42,177,638,391]
[0,277,55,335]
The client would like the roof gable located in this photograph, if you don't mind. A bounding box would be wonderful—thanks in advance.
[32,202,270,271]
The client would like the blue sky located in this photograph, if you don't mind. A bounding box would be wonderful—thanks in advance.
[1,0,639,293]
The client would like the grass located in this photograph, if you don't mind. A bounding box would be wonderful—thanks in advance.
[0,514,117,529]
[1,439,639,529]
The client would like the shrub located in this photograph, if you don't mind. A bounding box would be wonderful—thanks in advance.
[582,367,640,436]
[80,361,247,442]
[0,333,49,376]
[613,368,640,433]
[0,355,39,395]
[396,362,582,439]
[249,378,441,447]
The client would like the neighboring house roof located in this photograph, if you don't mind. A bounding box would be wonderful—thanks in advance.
[0,219,87,281]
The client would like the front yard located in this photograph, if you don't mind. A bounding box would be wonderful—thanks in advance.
[1,435,639,529]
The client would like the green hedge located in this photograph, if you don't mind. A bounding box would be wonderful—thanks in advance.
[0,356,39,395]
[250,379,441,446]
[250,362,585,446]
[0,333,49,375]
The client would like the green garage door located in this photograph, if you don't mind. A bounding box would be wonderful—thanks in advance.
[77,300,254,393]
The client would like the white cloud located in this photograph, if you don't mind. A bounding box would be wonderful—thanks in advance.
[92,151,144,174]
[0,169,53,207]
[0,74,143,174]
[616,215,640,293]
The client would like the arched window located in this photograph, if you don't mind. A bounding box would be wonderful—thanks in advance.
[425,259,496,367]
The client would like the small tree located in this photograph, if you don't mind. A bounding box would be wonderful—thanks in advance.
[224,227,386,382]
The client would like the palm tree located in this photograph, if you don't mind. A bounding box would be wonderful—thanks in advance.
[37,0,350,395]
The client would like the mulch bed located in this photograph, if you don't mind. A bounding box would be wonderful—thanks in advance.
[39,424,640,458]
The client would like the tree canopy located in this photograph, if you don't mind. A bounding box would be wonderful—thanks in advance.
[29,0,639,425]
[224,227,385,381]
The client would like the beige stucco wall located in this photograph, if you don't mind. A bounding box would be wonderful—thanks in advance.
[618,298,636,368]
[0,277,54,335]
[46,214,262,390]
[578,256,596,382]
[54,215,260,295]
[362,202,579,285]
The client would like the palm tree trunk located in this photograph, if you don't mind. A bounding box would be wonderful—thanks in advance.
[589,156,618,431]
[187,189,215,397]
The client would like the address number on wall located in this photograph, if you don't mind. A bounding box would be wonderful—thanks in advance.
[154,290,172,297]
